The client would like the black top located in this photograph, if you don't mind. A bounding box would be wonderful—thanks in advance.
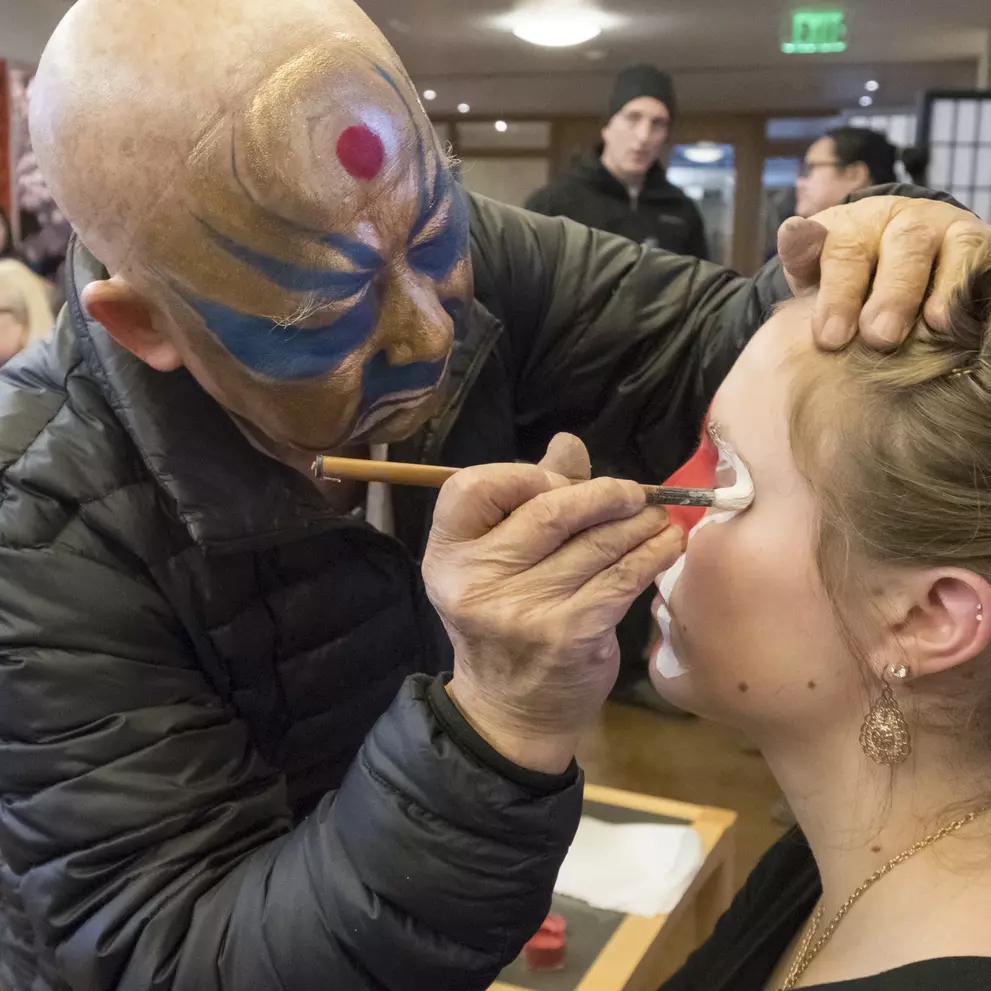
[525,150,709,259]
[662,830,991,990]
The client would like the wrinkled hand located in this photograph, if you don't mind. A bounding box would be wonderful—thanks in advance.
[423,434,683,773]
[778,195,991,350]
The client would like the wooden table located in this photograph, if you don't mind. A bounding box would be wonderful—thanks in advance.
[492,783,737,991]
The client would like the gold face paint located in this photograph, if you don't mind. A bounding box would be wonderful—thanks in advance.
[135,43,472,453]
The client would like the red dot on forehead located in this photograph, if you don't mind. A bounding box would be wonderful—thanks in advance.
[336,125,385,180]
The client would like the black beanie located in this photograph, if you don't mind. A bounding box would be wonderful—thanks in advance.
[608,64,676,120]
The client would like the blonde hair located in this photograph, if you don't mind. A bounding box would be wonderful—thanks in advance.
[790,241,991,747]
[0,259,54,343]
[0,284,29,333]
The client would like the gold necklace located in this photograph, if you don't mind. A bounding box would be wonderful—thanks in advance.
[779,808,987,990]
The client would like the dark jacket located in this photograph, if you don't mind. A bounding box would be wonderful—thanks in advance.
[526,150,709,258]
[0,190,789,991]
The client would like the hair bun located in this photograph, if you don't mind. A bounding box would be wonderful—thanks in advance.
[897,147,929,186]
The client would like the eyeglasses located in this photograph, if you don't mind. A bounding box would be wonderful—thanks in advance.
[797,159,842,179]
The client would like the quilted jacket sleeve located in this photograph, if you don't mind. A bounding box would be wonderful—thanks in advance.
[0,534,581,990]
[468,183,960,481]
[468,190,787,480]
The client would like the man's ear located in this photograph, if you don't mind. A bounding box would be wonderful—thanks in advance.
[877,569,991,681]
[81,277,182,372]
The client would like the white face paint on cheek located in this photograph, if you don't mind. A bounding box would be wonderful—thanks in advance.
[713,448,755,512]
[652,509,744,679]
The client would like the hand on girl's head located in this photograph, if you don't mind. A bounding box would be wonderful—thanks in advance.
[779,196,990,352]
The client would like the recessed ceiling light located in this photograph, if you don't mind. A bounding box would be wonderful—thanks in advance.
[859,95,873,107]
[457,103,471,114]
[510,5,604,47]
[865,80,879,92]
[494,120,509,132]
[423,89,437,101]
[682,142,726,165]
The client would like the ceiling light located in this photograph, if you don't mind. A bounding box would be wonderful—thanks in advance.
[457,103,471,114]
[859,95,873,107]
[682,142,726,165]
[865,80,879,92]
[423,89,437,101]
[510,5,604,47]
[494,120,509,132]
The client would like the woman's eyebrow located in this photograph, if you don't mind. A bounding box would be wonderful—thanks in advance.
[707,418,729,447]
[708,418,754,471]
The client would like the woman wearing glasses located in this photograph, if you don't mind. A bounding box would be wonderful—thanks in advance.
[796,127,928,219]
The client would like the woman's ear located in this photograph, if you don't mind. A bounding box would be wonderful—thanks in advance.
[81,277,182,372]
[878,569,991,680]
[844,161,872,191]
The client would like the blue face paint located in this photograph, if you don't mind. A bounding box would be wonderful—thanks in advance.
[180,284,379,381]
[358,347,446,419]
[407,176,471,282]
[375,64,470,283]
[441,297,468,341]
[197,218,382,297]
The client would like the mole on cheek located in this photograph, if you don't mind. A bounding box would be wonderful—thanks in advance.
[808,679,817,689]
[738,682,749,693]
[336,125,385,180]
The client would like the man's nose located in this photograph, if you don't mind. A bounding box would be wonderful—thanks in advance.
[376,264,454,366]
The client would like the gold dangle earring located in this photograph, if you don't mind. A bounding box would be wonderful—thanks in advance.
[859,663,912,766]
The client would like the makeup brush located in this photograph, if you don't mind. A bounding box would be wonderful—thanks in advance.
[311,456,750,510]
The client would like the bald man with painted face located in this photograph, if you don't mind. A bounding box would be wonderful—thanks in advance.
[0,0,986,988]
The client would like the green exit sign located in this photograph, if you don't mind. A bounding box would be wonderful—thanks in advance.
[782,10,847,53]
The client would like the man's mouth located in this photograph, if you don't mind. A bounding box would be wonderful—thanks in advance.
[351,386,437,437]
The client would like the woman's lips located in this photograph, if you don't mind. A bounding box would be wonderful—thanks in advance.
[652,587,675,619]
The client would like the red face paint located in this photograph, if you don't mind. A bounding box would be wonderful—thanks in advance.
[336,125,385,180]
[663,413,718,532]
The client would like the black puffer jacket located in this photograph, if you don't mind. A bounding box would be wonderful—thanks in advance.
[525,150,709,258]
[0,190,791,991]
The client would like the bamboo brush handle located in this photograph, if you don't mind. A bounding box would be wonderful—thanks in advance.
[314,457,457,488]
[311,456,715,508]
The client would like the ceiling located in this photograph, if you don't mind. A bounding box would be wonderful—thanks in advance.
[1,0,986,118]
[359,0,989,115]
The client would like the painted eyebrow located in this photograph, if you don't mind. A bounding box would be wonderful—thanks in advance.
[177,283,379,381]
[708,419,750,464]
[406,180,470,282]
[196,217,382,299]
[375,62,470,281]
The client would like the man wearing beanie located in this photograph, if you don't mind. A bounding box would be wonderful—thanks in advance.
[527,66,708,716]
[526,64,708,258]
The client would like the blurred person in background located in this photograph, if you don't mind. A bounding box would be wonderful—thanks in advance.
[526,64,708,258]
[527,65,709,715]
[0,285,31,366]
[0,206,54,353]
[797,126,928,219]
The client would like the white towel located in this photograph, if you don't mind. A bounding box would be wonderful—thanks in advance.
[554,816,704,917]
